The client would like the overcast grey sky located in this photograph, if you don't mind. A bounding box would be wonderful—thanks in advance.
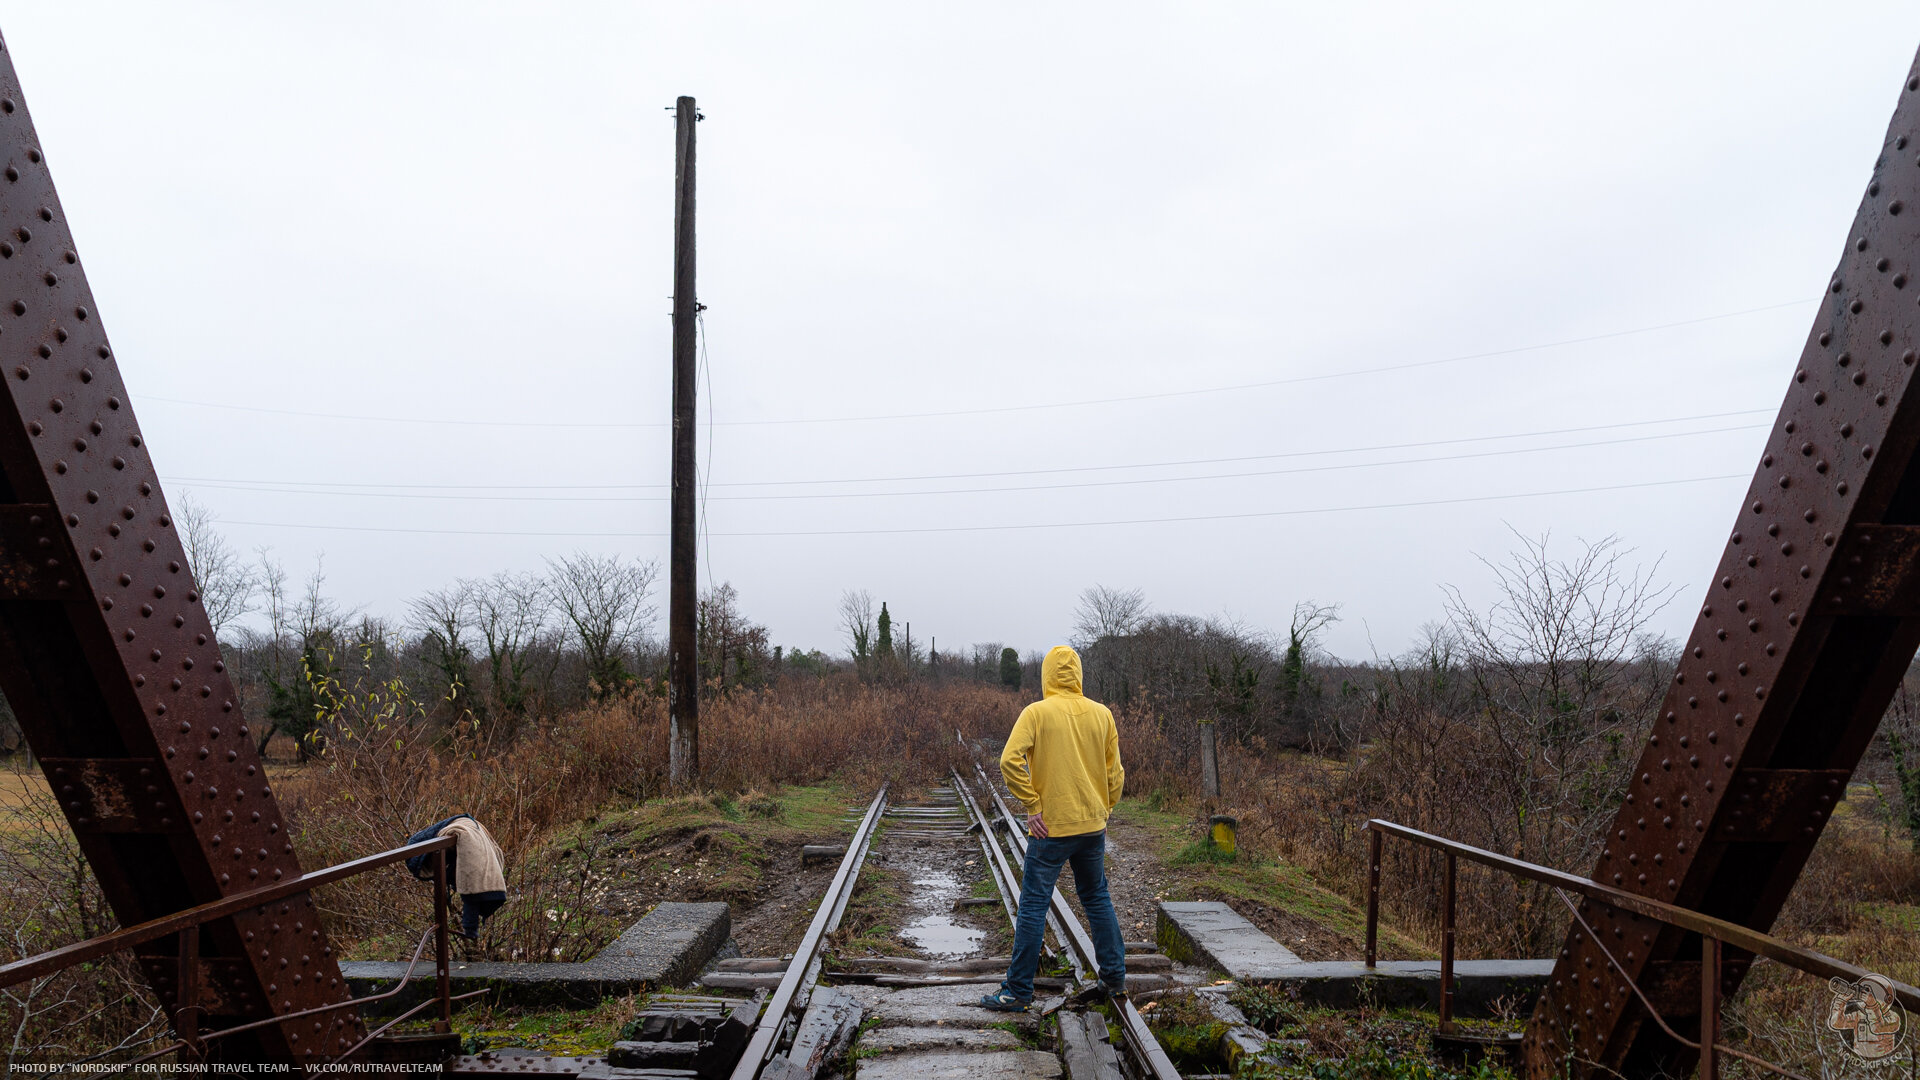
[4,2,1916,660]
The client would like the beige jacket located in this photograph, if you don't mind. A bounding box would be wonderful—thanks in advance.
[440,817,506,895]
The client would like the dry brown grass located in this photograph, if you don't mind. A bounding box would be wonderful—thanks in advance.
[277,676,1026,960]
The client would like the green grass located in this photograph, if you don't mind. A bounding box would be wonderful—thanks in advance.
[1228,999,1512,1076]
[832,864,907,954]
[970,863,1003,899]
[396,995,643,1056]
[1112,797,1433,961]
[544,782,857,905]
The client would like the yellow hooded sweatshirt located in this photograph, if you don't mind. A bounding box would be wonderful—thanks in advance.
[1000,646,1125,838]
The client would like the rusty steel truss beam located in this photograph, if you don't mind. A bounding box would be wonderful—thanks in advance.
[0,31,362,1063]
[1527,44,1920,1079]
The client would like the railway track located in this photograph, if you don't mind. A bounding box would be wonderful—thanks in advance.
[699,760,1185,1080]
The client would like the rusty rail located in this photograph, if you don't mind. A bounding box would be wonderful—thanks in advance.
[1363,818,1916,1078]
[3,833,460,1064]
[728,783,889,1080]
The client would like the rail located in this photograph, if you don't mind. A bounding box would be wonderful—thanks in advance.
[970,759,1182,1080]
[1,833,461,1067]
[1363,818,1920,1080]
[728,783,889,1080]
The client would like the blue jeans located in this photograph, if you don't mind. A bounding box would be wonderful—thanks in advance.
[1001,829,1126,1001]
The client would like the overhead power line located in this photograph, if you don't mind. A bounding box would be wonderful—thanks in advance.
[216,473,1747,539]
[160,405,1775,494]
[135,298,1812,431]
[174,421,1764,505]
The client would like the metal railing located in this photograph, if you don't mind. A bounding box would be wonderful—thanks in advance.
[1362,818,1920,1080]
[0,833,466,1068]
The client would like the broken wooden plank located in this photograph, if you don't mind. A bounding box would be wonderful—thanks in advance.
[761,986,863,1080]
[1058,1010,1124,1080]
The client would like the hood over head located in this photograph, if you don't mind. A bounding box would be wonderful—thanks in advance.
[1042,645,1083,698]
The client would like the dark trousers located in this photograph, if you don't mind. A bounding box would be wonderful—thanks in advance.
[460,890,506,938]
[1000,829,1126,1001]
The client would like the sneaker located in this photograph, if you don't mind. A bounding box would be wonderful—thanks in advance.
[978,989,1031,1013]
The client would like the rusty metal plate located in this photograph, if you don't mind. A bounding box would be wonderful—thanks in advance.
[443,1051,641,1076]
[1712,769,1850,843]
[0,502,77,596]
[1526,46,1920,1078]
[41,757,188,833]
[135,952,271,1019]
[0,29,361,1061]
[1821,523,1920,613]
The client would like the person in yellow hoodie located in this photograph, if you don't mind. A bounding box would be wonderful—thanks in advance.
[980,645,1126,1012]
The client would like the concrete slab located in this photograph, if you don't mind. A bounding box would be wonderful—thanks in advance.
[1156,901,1302,978]
[859,1026,1027,1054]
[1268,959,1554,1016]
[342,901,732,1012]
[855,1050,1061,1080]
[865,999,1042,1032]
[876,983,1018,1007]
[595,901,732,986]
[1159,900,1551,1019]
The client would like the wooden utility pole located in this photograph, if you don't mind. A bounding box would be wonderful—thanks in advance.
[668,95,700,789]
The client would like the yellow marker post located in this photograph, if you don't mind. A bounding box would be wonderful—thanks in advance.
[1208,815,1238,856]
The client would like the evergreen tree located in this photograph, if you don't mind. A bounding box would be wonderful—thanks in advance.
[876,603,894,659]
[999,647,1022,690]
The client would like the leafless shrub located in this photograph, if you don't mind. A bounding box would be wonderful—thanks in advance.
[0,762,167,1066]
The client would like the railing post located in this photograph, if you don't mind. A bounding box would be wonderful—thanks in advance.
[1439,850,1456,1033]
[432,847,452,1035]
[1365,826,1381,969]
[1700,934,1721,1080]
[176,924,200,1058]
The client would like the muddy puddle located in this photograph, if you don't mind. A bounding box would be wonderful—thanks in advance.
[873,791,993,959]
[898,865,986,957]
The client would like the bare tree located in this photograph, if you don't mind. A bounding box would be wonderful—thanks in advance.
[1879,673,1920,852]
[1281,600,1341,719]
[547,553,659,700]
[176,493,256,642]
[251,554,351,758]
[471,571,552,730]
[409,582,476,724]
[838,588,874,661]
[698,582,772,694]
[1434,529,1677,951]
[1072,585,1149,646]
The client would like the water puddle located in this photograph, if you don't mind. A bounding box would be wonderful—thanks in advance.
[902,915,986,957]
[898,868,986,957]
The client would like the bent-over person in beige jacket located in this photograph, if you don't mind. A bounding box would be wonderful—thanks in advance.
[406,813,508,939]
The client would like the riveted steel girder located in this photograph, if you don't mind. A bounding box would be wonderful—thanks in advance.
[0,31,361,1063]
[1526,45,1920,1079]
